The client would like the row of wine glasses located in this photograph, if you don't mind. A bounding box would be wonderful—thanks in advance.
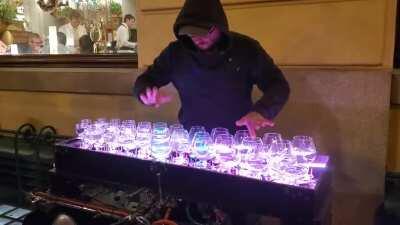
[74,119,320,188]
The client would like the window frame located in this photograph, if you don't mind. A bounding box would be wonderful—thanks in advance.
[0,54,138,68]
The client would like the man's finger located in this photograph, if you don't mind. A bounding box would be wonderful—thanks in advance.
[152,87,158,101]
[235,118,246,126]
[146,88,153,102]
[140,94,149,105]
[149,88,156,102]
[245,122,257,138]
[261,120,275,127]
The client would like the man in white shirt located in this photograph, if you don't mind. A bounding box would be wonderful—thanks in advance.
[59,10,87,49]
[116,14,137,50]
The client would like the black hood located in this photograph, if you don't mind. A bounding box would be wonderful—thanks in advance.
[173,0,229,39]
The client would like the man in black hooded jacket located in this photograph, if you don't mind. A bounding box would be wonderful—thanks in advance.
[133,0,289,137]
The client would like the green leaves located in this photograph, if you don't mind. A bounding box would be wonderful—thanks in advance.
[0,0,17,23]
[110,1,122,16]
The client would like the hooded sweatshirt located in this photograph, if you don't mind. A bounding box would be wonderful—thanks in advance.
[134,0,290,133]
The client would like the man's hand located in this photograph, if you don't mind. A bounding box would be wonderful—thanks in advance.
[0,41,7,54]
[139,87,172,108]
[235,112,274,138]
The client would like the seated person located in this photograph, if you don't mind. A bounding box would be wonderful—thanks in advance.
[42,32,70,54]
[0,40,6,54]
[79,35,93,54]
[19,33,44,54]
[116,14,137,50]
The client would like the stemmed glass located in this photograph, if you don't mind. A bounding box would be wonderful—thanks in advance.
[262,133,282,150]
[170,128,190,165]
[268,139,292,161]
[151,122,171,161]
[118,120,136,152]
[75,119,92,139]
[153,122,169,136]
[238,137,265,179]
[214,134,239,171]
[136,121,152,159]
[75,119,92,148]
[291,136,317,183]
[211,127,230,141]
[170,124,184,133]
[191,131,213,160]
[189,126,206,141]
[84,124,104,151]
[233,130,250,145]
[292,136,317,164]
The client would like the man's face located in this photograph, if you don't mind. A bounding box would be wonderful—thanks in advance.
[71,17,80,28]
[190,26,221,51]
[126,18,135,29]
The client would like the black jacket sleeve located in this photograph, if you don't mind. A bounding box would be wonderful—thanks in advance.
[133,44,174,101]
[251,43,290,120]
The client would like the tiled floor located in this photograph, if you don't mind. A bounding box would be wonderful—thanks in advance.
[0,204,31,225]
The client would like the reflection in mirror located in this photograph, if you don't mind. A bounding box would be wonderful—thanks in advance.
[0,0,137,55]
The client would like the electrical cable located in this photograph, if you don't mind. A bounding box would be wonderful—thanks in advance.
[185,203,207,225]
[136,216,151,225]
[109,216,131,225]
[152,208,179,225]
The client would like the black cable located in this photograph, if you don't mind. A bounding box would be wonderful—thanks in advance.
[185,203,207,225]
[109,216,131,225]
[136,216,151,225]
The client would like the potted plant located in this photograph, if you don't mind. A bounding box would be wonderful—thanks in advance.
[110,1,122,16]
[0,0,17,33]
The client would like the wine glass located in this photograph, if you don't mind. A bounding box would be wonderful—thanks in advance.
[233,130,250,145]
[191,132,213,159]
[214,134,239,171]
[262,132,282,150]
[240,137,265,174]
[153,122,169,136]
[291,136,317,164]
[211,127,229,141]
[214,134,234,155]
[169,123,184,133]
[170,128,190,165]
[189,126,206,141]
[136,121,152,158]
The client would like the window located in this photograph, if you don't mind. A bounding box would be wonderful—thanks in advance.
[0,0,137,57]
